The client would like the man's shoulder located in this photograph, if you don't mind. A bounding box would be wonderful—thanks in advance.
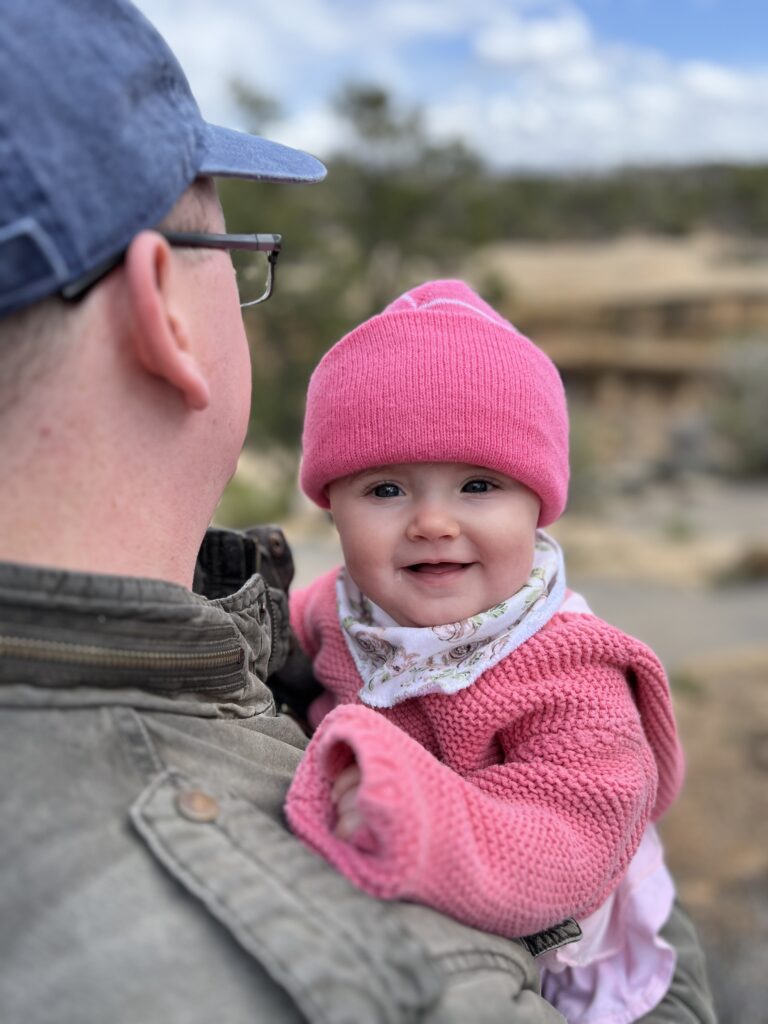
[0,698,556,1024]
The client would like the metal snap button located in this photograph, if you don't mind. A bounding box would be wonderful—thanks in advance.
[176,789,220,823]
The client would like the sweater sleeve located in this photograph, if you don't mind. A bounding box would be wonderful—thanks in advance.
[288,580,320,659]
[289,569,347,728]
[285,689,660,939]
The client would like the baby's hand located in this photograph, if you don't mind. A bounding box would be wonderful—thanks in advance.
[331,763,364,841]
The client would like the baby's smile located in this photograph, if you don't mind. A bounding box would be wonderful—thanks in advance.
[404,561,473,577]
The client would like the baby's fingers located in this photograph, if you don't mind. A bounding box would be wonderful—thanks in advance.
[334,804,364,841]
[334,783,360,820]
[330,763,367,842]
[331,763,361,804]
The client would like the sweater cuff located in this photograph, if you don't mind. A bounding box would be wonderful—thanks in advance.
[285,704,428,898]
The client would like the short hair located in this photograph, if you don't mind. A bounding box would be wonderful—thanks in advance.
[0,178,220,417]
[158,177,218,233]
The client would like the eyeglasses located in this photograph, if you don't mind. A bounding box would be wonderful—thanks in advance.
[60,231,282,307]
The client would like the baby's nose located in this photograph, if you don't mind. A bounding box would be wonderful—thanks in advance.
[405,505,460,541]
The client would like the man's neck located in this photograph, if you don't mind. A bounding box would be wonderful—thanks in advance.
[0,534,198,588]
[0,459,205,589]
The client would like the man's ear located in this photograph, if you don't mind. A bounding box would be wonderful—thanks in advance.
[122,231,210,411]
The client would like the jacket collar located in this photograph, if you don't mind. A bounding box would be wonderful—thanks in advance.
[0,559,274,702]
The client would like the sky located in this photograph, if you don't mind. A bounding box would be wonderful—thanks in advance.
[134,0,768,171]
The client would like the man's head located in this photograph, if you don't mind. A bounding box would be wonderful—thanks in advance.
[0,0,324,316]
[0,0,325,584]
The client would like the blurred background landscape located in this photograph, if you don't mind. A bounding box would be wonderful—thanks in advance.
[139,3,768,1018]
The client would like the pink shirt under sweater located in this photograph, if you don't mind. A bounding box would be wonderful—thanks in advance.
[285,569,684,1013]
[539,823,676,1023]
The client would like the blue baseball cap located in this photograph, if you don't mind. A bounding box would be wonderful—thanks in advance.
[0,0,326,317]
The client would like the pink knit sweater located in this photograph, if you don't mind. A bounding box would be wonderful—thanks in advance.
[285,569,684,939]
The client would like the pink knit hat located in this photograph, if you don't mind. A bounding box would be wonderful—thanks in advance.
[300,280,569,526]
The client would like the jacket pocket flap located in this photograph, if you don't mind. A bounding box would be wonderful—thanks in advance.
[131,769,441,1024]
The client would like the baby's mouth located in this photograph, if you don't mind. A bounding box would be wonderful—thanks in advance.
[406,562,470,576]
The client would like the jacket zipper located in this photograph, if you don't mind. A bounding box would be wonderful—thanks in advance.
[0,634,244,672]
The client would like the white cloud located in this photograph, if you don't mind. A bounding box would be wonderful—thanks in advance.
[473,10,592,67]
[679,61,751,102]
[377,1,468,36]
[134,0,768,170]
[272,106,349,159]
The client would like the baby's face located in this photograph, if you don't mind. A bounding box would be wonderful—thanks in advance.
[327,462,540,628]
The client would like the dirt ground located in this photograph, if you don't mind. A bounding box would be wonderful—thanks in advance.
[663,658,768,1023]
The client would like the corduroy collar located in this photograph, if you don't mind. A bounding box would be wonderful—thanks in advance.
[0,559,273,701]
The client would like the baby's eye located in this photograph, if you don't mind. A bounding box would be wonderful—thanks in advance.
[462,478,495,493]
[370,482,403,498]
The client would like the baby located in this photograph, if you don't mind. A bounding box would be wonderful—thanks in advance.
[285,280,684,1023]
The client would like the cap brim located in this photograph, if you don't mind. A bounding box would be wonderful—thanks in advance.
[198,122,326,184]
